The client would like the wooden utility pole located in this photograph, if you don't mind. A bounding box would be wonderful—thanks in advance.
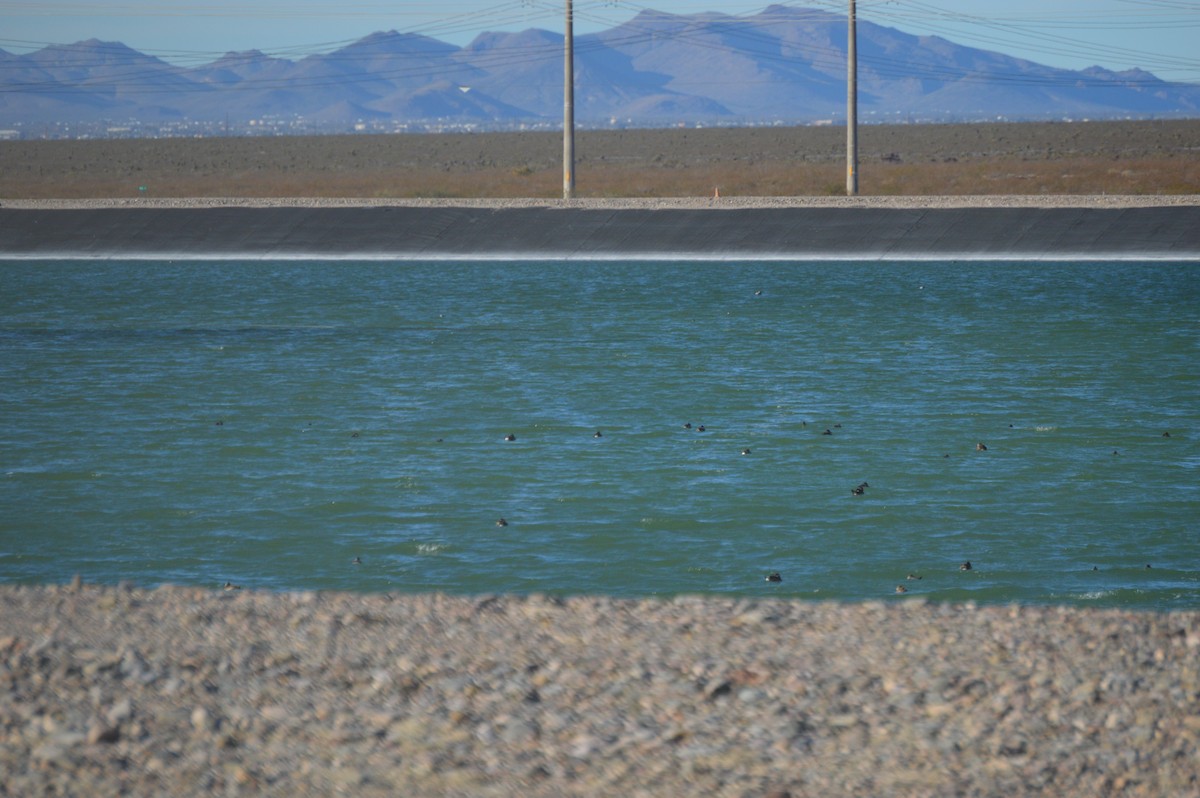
[563,0,576,199]
[847,0,858,196]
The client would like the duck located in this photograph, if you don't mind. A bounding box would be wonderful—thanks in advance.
[895,585,908,594]
[976,442,987,451]
[496,518,508,527]
[223,581,241,591]
[504,434,516,442]
[765,572,782,583]
[960,561,972,571]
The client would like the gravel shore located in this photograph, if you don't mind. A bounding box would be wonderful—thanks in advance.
[3,583,1197,797]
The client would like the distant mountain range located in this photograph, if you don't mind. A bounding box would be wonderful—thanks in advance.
[2,4,1198,133]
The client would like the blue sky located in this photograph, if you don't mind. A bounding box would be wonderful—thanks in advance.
[3,0,1198,82]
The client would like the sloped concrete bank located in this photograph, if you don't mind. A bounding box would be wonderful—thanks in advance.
[2,198,1199,259]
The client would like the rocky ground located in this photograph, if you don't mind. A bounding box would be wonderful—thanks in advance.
[2,119,1197,199]
[2,582,1198,797]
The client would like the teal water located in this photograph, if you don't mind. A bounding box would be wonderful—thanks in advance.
[1,259,1198,609]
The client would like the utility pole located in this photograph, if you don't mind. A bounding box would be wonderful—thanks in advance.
[846,0,858,196]
[563,0,576,200]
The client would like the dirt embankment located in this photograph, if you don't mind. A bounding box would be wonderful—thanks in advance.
[1,119,1197,199]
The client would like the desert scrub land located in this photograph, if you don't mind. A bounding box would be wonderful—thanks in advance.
[1,119,1197,199]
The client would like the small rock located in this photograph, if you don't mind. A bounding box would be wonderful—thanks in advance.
[569,734,601,759]
[704,680,734,700]
[500,718,538,744]
[191,706,214,734]
[86,722,120,745]
[105,698,133,726]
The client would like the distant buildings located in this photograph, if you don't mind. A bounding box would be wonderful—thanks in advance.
[0,112,1171,141]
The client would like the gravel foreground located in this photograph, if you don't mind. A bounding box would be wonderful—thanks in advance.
[3,584,1198,797]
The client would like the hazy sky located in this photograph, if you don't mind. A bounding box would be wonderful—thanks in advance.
[3,0,1198,82]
